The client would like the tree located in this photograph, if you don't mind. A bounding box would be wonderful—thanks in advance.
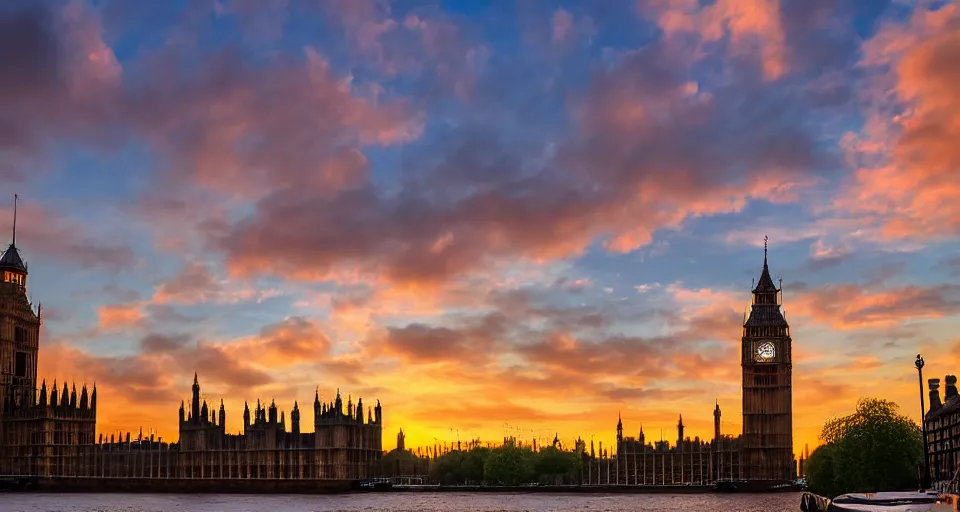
[807,398,923,497]
[483,445,536,485]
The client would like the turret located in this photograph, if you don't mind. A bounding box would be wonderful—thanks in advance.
[51,381,58,407]
[313,388,321,424]
[347,394,353,418]
[219,399,226,428]
[280,410,285,430]
[356,397,363,423]
[713,401,721,442]
[179,400,185,424]
[368,407,373,424]
[38,380,47,407]
[60,383,69,409]
[0,194,28,290]
[91,384,97,410]
[616,413,623,442]
[335,388,342,415]
[201,400,209,424]
[243,401,250,431]
[269,399,277,424]
[375,399,382,424]
[70,384,77,408]
[929,379,943,413]
[677,414,685,448]
[191,373,201,421]
[79,385,88,409]
[292,401,301,435]
[639,424,645,445]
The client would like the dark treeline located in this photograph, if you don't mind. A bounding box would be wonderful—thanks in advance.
[379,441,584,485]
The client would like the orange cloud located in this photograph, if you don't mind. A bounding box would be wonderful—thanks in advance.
[790,283,960,330]
[642,0,787,80]
[96,303,144,330]
[840,4,960,239]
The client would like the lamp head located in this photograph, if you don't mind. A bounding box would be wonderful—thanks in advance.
[916,354,925,371]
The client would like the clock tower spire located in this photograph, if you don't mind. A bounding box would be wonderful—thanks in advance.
[740,236,793,483]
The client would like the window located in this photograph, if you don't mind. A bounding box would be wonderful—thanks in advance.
[15,352,27,377]
[3,271,24,287]
[14,326,27,344]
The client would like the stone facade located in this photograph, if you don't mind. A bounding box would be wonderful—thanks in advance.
[0,223,382,481]
[925,375,960,486]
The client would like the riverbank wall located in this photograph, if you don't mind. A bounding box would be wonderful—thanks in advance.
[0,477,800,495]
[1,476,355,494]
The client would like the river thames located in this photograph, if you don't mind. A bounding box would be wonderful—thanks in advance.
[5,492,801,511]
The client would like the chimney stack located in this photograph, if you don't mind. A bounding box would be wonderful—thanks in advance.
[945,375,958,401]
[929,378,943,412]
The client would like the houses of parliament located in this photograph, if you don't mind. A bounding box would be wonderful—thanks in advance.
[0,201,383,482]
[1,199,794,486]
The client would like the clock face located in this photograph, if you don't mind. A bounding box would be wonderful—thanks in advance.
[755,341,776,362]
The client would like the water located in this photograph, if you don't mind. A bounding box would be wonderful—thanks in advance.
[4,492,801,511]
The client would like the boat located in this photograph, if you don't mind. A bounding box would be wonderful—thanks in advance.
[355,478,394,491]
[801,491,959,511]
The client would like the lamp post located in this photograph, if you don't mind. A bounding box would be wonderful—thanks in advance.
[916,354,931,489]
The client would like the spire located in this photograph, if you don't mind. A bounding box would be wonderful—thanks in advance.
[745,236,787,327]
[753,235,777,293]
[12,193,17,247]
[0,194,27,275]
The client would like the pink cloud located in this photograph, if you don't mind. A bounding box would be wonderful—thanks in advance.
[838,4,960,239]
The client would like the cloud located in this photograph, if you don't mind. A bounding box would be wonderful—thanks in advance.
[792,283,960,329]
[838,4,960,239]
[152,262,282,305]
[551,8,575,45]
[214,20,829,286]
[97,304,144,330]
[0,201,136,272]
[0,2,122,180]
[641,0,787,81]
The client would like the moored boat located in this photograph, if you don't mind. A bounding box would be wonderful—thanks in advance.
[801,491,959,511]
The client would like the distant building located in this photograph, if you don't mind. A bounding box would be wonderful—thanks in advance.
[0,205,97,477]
[925,375,960,485]
[0,202,382,480]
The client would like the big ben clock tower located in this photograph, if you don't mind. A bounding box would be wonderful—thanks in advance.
[741,237,793,482]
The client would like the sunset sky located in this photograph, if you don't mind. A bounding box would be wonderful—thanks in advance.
[3,0,960,458]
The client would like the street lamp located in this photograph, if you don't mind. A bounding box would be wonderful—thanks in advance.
[916,354,931,489]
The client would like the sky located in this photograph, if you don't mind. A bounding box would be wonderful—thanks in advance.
[2,0,960,458]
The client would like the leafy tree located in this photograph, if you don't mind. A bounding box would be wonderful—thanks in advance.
[807,398,923,497]
[483,445,537,485]
[535,446,582,485]
[429,450,467,485]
